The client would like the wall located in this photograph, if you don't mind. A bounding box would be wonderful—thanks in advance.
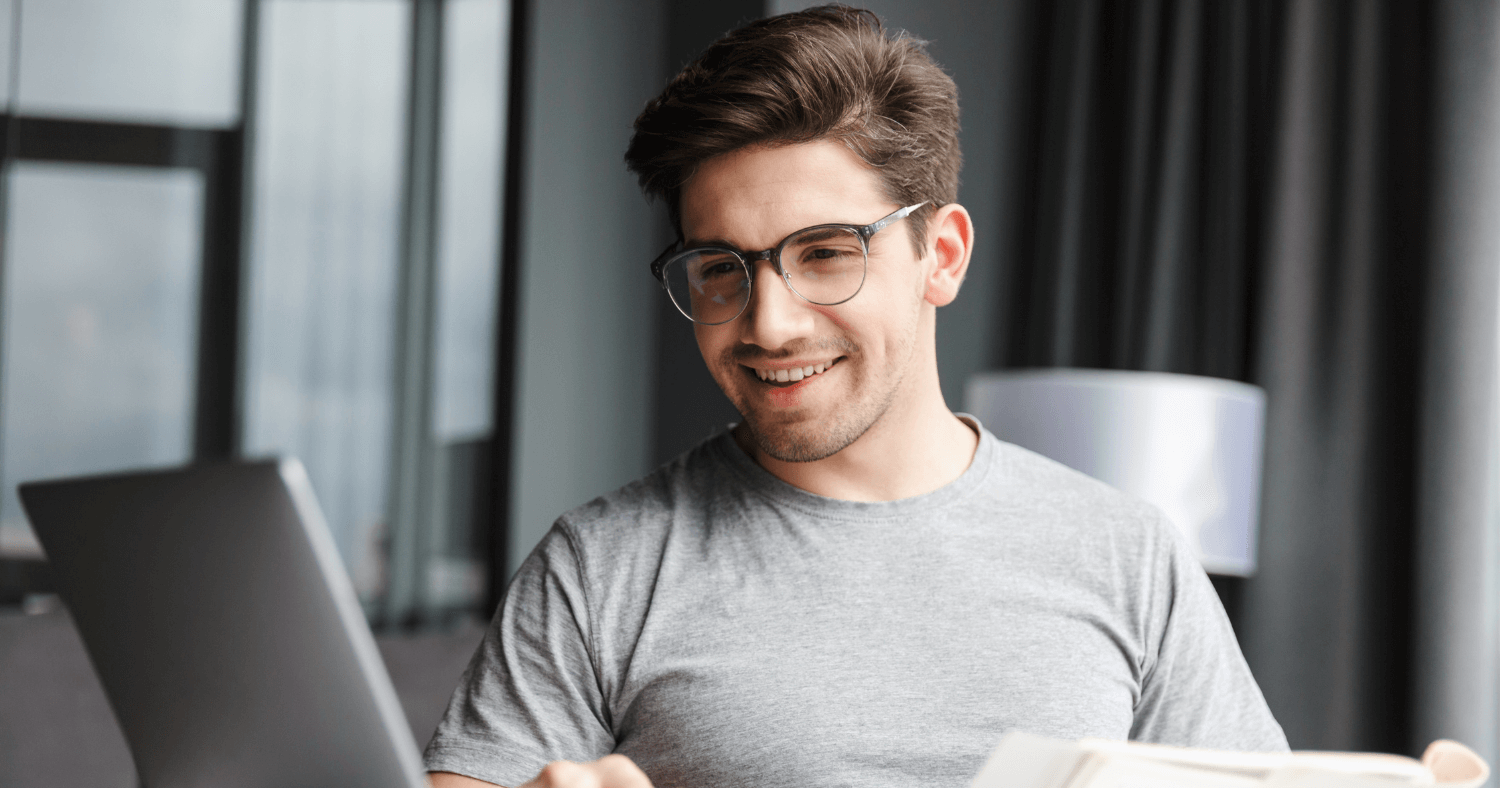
[507,0,668,574]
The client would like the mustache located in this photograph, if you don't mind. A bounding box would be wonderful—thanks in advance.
[725,337,858,366]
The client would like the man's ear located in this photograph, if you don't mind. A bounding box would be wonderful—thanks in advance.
[922,203,974,307]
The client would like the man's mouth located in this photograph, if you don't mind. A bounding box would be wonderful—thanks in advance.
[746,357,843,388]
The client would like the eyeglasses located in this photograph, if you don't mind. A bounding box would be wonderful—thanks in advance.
[649,202,928,325]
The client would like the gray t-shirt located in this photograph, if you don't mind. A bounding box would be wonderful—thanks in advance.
[425,422,1287,787]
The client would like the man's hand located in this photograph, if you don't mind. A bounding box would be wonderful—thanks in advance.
[429,755,654,788]
[520,755,654,788]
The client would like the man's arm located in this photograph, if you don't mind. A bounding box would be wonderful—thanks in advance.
[426,526,623,780]
[429,755,655,788]
[430,771,501,787]
[1129,513,1287,750]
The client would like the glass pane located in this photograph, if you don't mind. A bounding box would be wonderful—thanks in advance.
[0,162,202,557]
[15,0,242,127]
[433,0,507,442]
[415,0,509,618]
[0,0,14,109]
[241,0,408,598]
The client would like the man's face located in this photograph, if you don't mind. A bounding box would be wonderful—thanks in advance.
[679,140,931,463]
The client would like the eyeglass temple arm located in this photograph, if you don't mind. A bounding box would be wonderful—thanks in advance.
[860,201,929,238]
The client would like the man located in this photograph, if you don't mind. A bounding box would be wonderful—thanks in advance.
[427,7,1286,788]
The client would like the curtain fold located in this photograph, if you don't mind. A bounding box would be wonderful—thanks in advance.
[1002,0,1274,380]
[1414,0,1500,760]
[1242,0,1420,753]
[994,0,1500,758]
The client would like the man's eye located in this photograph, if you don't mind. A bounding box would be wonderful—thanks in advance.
[801,247,857,264]
[702,261,740,277]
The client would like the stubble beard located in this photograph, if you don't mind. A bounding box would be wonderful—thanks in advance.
[719,332,914,464]
[743,376,904,462]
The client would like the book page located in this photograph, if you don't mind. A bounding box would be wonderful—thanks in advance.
[970,732,1452,788]
[970,731,1089,788]
[1066,755,1263,788]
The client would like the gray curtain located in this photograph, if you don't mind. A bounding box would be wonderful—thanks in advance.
[1415,0,1500,761]
[995,0,1500,760]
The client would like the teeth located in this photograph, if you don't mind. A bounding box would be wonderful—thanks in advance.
[753,359,837,383]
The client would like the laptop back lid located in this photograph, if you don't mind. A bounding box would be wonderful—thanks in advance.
[20,458,426,788]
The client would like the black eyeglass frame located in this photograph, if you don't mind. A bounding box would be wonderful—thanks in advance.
[649,201,929,325]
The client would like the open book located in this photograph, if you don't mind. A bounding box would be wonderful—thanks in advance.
[971,731,1490,788]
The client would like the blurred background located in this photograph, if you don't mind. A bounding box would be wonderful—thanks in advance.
[2,0,1500,785]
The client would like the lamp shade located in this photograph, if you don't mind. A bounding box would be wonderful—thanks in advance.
[965,369,1266,577]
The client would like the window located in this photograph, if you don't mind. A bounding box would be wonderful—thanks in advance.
[0,0,515,629]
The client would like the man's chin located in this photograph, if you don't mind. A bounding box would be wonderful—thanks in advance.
[738,416,865,464]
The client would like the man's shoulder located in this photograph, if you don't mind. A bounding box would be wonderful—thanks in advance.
[979,432,1205,636]
[533,432,748,608]
[555,431,739,542]
[989,435,1158,511]
[980,431,1176,545]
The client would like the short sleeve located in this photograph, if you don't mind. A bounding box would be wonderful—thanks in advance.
[1129,518,1289,752]
[423,522,615,785]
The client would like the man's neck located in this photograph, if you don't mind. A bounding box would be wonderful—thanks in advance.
[733,379,980,502]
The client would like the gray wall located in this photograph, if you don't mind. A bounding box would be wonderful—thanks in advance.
[506,0,670,575]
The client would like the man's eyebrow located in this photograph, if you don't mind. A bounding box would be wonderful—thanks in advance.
[684,221,867,250]
[793,227,855,244]
[682,237,741,250]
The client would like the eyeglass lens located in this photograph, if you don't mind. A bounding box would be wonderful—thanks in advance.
[662,226,867,324]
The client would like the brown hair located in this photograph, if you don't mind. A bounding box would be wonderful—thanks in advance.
[624,5,961,251]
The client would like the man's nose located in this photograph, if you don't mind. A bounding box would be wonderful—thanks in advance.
[740,258,815,348]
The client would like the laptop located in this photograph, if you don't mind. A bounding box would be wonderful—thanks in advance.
[20,458,428,788]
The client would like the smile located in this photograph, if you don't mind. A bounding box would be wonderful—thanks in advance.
[749,357,842,385]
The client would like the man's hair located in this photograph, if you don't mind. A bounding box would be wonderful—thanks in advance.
[624,5,961,251]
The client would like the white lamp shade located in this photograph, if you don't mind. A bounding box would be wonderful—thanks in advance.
[965,369,1266,577]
